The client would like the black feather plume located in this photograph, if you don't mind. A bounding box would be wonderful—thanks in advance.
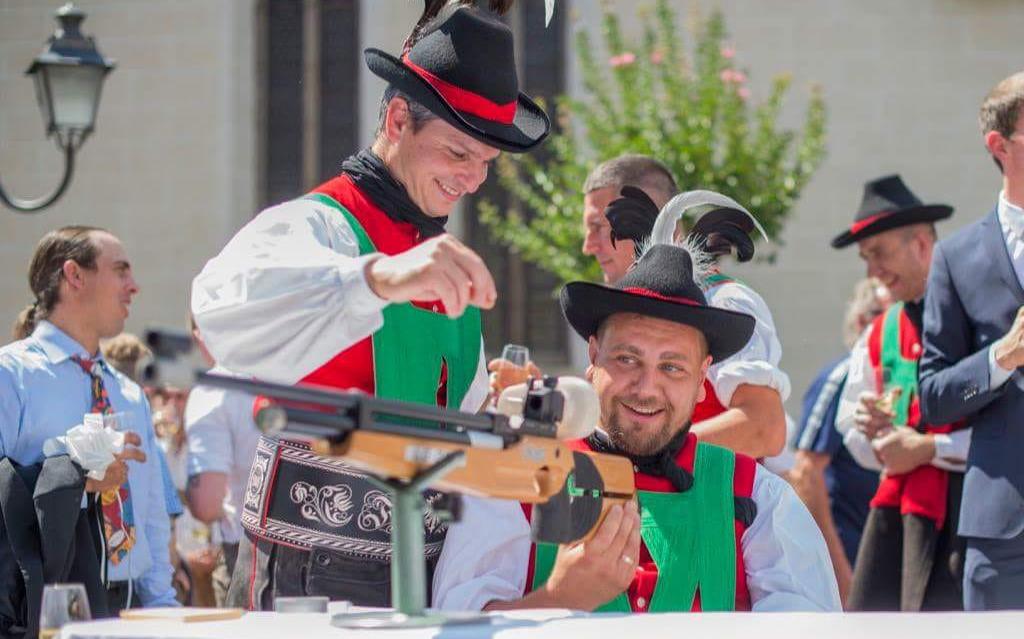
[605,186,660,258]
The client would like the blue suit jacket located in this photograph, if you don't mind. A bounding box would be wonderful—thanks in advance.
[919,208,1024,539]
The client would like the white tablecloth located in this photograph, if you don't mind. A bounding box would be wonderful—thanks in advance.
[61,609,1024,639]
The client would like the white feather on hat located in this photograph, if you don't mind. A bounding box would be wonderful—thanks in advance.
[642,189,770,286]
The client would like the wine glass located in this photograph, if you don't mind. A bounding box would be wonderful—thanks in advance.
[39,583,91,639]
[490,344,531,406]
[500,344,530,370]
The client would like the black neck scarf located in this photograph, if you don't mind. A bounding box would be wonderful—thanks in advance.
[340,148,448,239]
[586,428,694,493]
[904,299,924,334]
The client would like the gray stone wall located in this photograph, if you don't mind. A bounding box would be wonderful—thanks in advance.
[2,0,1021,414]
[0,0,257,338]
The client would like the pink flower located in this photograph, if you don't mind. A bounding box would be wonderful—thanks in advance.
[610,52,636,68]
[650,50,664,65]
[721,46,735,59]
[720,69,747,84]
[737,86,751,100]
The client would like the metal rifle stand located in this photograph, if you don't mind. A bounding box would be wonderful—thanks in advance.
[331,450,491,629]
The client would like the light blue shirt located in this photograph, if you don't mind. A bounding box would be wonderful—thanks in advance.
[0,321,177,607]
[155,447,184,518]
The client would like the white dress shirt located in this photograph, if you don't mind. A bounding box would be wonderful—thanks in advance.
[742,466,842,611]
[707,279,796,474]
[836,325,970,473]
[185,366,261,544]
[988,191,1024,391]
[190,197,511,610]
[705,280,792,404]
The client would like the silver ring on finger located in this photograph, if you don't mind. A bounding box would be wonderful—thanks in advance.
[620,555,634,566]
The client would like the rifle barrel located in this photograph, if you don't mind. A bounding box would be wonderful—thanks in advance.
[197,371,360,410]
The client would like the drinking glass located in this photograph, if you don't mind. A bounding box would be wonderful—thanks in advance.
[39,583,91,639]
[500,344,530,369]
[491,344,531,407]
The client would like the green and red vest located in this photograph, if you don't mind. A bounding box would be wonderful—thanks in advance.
[866,302,961,529]
[292,173,480,407]
[239,175,483,609]
[525,433,757,612]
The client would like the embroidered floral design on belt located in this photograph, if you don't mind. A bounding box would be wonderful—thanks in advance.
[423,493,449,535]
[358,490,393,534]
[245,452,271,510]
[290,481,355,527]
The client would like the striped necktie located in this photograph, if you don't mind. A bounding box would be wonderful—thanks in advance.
[70,355,136,565]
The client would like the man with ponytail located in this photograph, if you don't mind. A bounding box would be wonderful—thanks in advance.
[0,227,177,622]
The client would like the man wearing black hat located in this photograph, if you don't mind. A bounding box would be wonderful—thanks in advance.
[604,188,789,459]
[492,186,788,460]
[488,244,839,613]
[191,4,549,611]
[831,174,968,611]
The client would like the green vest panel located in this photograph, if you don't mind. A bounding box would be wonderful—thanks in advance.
[879,302,916,427]
[531,442,738,612]
[304,193,481,409]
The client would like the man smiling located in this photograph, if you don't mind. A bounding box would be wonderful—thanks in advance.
[487,244,839,613]
[193,4,549,611]
[832,175,967,611]
[1,226,175,616]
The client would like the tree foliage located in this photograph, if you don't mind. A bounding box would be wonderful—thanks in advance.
[479,0,827,283]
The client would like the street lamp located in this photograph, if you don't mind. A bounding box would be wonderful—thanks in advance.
[0,2,115,213]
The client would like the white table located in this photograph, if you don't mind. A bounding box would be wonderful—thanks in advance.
[61,609,1024,639]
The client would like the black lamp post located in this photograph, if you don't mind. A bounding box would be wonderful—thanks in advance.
[0,3,115,213]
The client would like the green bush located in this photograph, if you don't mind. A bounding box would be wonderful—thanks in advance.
[479,0,827,284]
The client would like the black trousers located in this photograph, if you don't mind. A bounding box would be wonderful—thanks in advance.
[105,581,142,616]
[848,472,965,611]
[226,533,403,610]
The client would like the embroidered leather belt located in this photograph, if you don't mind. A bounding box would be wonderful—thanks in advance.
[241,436,447,561]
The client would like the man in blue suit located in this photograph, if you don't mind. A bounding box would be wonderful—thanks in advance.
[918,70,1024,610]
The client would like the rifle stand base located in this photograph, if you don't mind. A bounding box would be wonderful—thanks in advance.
[330,610,491,629]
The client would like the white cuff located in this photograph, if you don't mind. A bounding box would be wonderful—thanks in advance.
[988,343,1014,390]
[343,252,390,312]
[710,360,792,406]
[842,428,883,472]
[932,429,970,472]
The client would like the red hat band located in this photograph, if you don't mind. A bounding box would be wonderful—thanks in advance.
[622,287,701,307]
[402,54,517,125]
[849,211,892,235]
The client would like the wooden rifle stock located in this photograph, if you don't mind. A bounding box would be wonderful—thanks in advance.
[312,431,635,541]
[197,372,635,543]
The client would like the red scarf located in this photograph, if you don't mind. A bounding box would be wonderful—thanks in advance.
[866,308,960,529]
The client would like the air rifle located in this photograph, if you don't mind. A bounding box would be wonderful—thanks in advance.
[196,371,634,627]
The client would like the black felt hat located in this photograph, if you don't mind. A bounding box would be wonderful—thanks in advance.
[560,245,755,362]
[364,6,550,153]
[831,174,953,248]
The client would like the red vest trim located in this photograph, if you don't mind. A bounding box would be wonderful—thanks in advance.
[692,379,728,424]
[297,174,449,397]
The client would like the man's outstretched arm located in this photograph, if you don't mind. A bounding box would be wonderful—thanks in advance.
[691,383,787,458]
